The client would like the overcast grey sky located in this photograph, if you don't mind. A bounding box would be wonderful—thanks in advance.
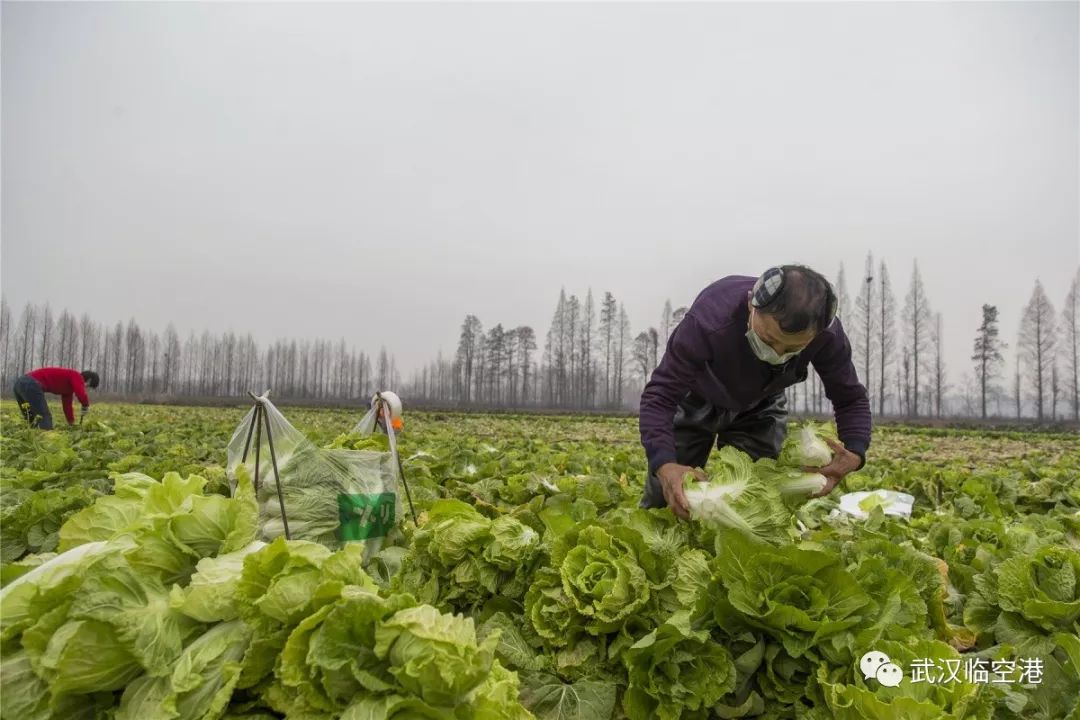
[2,1,1077,383]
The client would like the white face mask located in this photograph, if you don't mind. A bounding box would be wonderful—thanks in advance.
[746,310,801,365]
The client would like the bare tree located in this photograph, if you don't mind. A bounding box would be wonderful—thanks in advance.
[901,346,912,417]
[125,319,143,393]
[55,311,74,366]
[545,290,568,406]
[903,261,932,417]
[148,333,161,393]
[931,312,946,417]
[359,352,371,398]
[102,323,113,389]
[79,314,97,370]
[567,294,582,405]
[852,253,876,394]
[333,340,346,397]
[112,323,126,389]
[671,306,688,327]
[1018,280,1057,420]
[648,327,659,373]
[0,298,11,382]
[581,290,595,407]
[38,304,54,367]
[972,304,1005,419]
[834,263,851,323]
[17,304,36,374]
[455,315,482,403]
[518,326,536,406]
[264,341,276,394]
[485,325,505,404]
[179,332,194,394]
[599,292,617,406]
[473,334,487,403]
[877,260,897,415]
[661,300,673,341]
[959,372,978,417]
[222,332,238,396]
[65,312,80,366]
[1051,362,1060,420]
[503,329,518,405]
[1063,268,1080,420]
[616,304,630,407]
[1014,355,1022,419]
[162,324,181,393]
[377,346,390,391]
[633,331,653,384]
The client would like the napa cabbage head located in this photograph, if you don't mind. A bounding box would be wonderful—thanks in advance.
[779,422,835,468]
[713,530,872,659]
[996,544,1080,630]
[373,604,499,707]
[682,447,792,544]
[524,567,583,648]
[622,612,736,720]
[116,620,253,720]
[551,523,651,635]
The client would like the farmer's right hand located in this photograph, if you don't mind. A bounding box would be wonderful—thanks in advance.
[656,463,706,521]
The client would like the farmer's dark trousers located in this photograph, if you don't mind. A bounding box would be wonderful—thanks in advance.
[12,374,53,430]
[640,391,788,509]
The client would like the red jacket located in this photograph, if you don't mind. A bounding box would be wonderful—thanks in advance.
[28,367,90,425]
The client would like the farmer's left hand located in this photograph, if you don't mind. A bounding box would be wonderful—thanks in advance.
[803,437,861,498]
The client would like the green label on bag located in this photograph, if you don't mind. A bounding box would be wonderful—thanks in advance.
[338,493,396,540]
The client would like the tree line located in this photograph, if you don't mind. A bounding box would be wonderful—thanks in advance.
[3,261,1077,421]
[406,262,1079,421]
[845,257,1078,421]
[0,300,400,402]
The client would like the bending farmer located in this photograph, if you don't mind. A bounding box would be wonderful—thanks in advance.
[639,265,871,519]
[12,367,100,430]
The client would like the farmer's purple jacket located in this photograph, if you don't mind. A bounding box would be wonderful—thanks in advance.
[640,275,872,474]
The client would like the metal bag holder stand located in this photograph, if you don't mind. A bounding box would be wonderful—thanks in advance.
[240,390,291,540]
[372,391,419,526]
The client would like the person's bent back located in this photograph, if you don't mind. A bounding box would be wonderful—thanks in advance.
[12,367,99,429]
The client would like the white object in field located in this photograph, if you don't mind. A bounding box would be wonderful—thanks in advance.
[372,391,403,420]
[836,490,914,520]
[352,391,404,436]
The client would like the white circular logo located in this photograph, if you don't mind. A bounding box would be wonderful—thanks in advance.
[860,650,891,680]
[875,662,903,688]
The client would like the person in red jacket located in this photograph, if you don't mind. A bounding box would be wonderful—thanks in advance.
[12,368,99,430]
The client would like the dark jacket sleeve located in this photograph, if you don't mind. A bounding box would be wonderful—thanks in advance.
[811,319,872,467]
[639,314,713,475]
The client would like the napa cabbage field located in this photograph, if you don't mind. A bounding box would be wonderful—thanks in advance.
[1,402,1078,720]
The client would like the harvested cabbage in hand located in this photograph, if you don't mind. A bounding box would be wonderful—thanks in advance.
[779,423,835,468]
[682,448,791,544]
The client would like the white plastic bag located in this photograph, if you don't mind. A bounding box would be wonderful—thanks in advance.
[351,391,403,436]
[834,490,915,520]
[226,398,398,557]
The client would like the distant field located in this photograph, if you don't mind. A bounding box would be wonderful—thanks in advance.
[3,400,1077,558]
[3,399,1078,466]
